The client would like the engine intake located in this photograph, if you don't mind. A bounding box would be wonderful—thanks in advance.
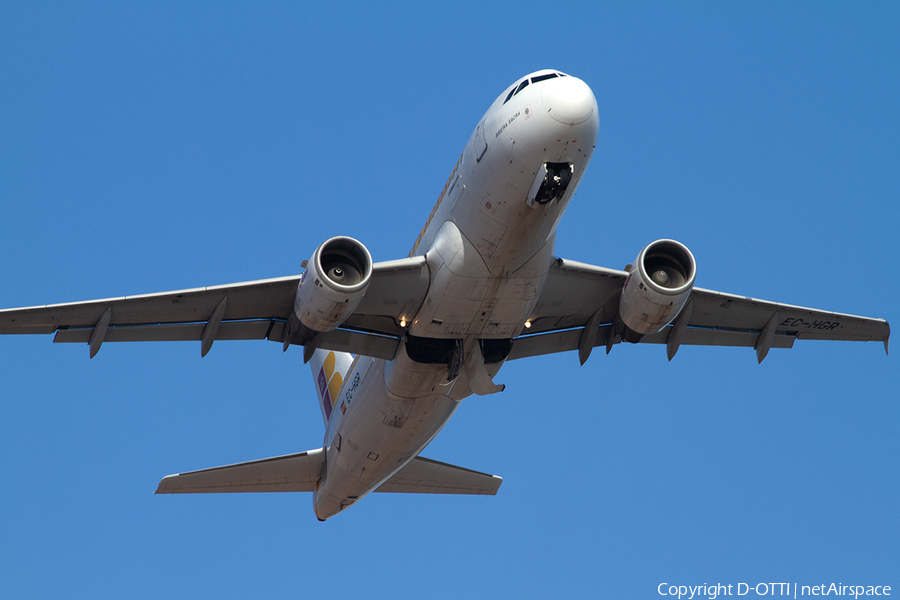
[619,239,696,342]
[293,236,373,333]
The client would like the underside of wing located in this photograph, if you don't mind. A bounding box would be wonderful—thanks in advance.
[523,258,627,335]
[0,275,300,336]
[0,275,301,359]
[0,256,431,360]
[687,287,890,344]
[513,257,890,362]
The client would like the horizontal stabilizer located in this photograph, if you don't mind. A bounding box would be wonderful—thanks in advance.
[155,450,502,496]
[376,456,502,495]
[156,449,325,494]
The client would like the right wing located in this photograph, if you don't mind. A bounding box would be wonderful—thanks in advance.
[510,257,890,362]
[0,257,430,359]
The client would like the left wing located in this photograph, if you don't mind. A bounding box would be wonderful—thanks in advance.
[511,258,890,362]
[0,257,430,359]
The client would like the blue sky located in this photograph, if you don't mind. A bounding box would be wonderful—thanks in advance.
[1,2,897,598]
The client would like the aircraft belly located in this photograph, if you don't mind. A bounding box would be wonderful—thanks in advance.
[409,220,555,339]
[314,358,460,519]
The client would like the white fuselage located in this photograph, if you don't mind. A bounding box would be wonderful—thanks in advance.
[313,71,599,519]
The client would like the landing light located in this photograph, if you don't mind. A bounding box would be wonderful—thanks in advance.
[400,318,407,328]
[524,321,532,329]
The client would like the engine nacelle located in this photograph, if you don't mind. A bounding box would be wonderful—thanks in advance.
[294,236,373,333]
[619,239,696,342]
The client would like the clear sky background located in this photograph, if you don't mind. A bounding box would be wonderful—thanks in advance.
[1,3,897,598]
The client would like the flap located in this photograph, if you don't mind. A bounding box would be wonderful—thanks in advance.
[510,323,797,361]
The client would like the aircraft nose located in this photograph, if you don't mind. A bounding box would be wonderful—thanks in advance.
[541,76,597,126]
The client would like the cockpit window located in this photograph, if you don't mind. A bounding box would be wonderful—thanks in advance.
[531,73,558,84]
[513,79,529,97]
[504,79,531,104]
[504,73,563,105]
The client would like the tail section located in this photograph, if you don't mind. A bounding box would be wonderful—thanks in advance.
[156,451,501,497]
[309,349,354,425]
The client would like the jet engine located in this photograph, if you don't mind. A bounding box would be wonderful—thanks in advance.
[618,239,696,342]
[293,236,373,333]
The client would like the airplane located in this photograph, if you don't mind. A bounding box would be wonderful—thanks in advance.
[0,69,890,521]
